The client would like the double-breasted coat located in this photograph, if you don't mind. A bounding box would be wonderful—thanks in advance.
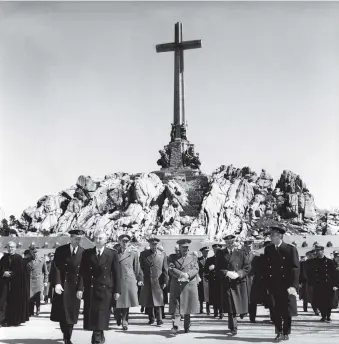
[263,242,300,317]
[198,256,209,303]
[27,256,48,297]
[204,256,221,307]
[77,247,121,331]
[248,254,269,305]
[115,247,141,308]
[215,248,250,314]
[50,244,84,324]
[168,252,200,315]
[139,248,168,307]
[307,256,339,310]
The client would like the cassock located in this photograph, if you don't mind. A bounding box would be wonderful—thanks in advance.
[0,253,30,326]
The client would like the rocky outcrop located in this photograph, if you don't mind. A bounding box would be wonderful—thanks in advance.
[10,165,339,240]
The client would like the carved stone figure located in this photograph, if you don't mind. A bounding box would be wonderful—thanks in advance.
[157,149,170,168]
[183,146,201,169]
[180,124,187,140]
[170,124,176,142]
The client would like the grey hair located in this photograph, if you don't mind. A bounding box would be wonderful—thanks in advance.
[7,241,17,248]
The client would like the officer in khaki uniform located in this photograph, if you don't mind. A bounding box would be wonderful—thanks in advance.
[168,239,199,334]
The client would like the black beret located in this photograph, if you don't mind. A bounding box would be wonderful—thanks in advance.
[199,246,209,252]
[223,235,236,241]
[118,234,131,241]
[68,229,86,236]
[212,244,222,249]
[177,239,191,246]
[269,226,286,235]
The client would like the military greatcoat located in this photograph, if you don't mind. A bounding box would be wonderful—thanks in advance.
[263,242,300,317]
[50,244,84,324]
[77,247,121,331]
[204,256,221,307]
[215,248,250,315]
[27,256,48,297]
[115,246,141,308]
[198,256,209,303]
[139,248,168,307]
[168,252,200,315]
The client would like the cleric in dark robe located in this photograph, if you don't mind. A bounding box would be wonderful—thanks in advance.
[198,247,210,314]
[0,241,31,327]
[50,229,85,344]
[263,226,299,341]
[215,234,250,336]
[77,229,121,344]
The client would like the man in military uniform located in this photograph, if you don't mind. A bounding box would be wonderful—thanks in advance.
[27,246,48,316]
[204,243,223,318]
[168,239,199,334]
[50,229,86,344]
[243,239,255,320]
[310,246,339,322]
[215,235,250,336]
[198,247,210,315]
[77,230,121,344]
[114,234,142,330]
[139,237,168,326]
[303,249,319,315]
[263,226,299,341]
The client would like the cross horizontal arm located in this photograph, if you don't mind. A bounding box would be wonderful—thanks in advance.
[156,40,202,53]
[156,43,177,53]
[181,40,202,50]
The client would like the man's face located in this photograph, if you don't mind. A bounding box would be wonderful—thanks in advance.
[213,247,220,255]
[7,243,16,255]
[49,254,54,261]
[150,241,159,252]
[317,249,324,258]
[179,245,189,255]
[94,233,107,248]
[70,235,82,248]
[269,231,282,245]
[31,250,37,259]
[202,250,209,258]
[119,238,129,249]
[334,255,339,264]
[225,239,235,250]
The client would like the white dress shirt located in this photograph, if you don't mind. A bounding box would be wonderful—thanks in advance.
[96,246,105,256]
[70,245,78,255]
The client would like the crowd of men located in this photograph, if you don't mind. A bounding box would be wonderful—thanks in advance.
[1,226,339,344]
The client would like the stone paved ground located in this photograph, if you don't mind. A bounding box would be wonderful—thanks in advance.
[1,301,338,344]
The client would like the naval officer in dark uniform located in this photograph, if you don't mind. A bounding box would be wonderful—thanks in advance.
[263,226,299,341]
[50,229,85,344]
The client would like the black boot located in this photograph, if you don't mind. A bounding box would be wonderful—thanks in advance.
[200,302,204,314]
[206,302,210,315]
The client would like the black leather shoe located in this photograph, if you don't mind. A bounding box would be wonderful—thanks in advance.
[122,325,128,331]
[36,308,40,316]
[326,317,331,322]
[315,311,320,316]
[116,320,121,326]
[157,320,163,326]
[148,319,155,325]
[320,317,326,322]
[274,334,283,342]
[184,328,190,333]
[219,313,224,320]
[213,313,218,318]
[230,329,237,336]
[250,319,256,323]
[282,335,289,340]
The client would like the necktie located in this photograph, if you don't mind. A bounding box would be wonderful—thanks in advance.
[97,250,101,258]
[72,248,76,258]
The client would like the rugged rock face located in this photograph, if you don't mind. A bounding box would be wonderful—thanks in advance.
[11,165,339,240]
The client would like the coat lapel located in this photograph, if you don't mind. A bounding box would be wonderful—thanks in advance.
[118,248,131,262]
[98,247,109,266]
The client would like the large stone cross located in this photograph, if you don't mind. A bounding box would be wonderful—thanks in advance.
[156,22,201,140]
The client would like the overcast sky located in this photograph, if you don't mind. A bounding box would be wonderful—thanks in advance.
[0,1,339,218]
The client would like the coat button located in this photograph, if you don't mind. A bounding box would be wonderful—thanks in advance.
[91,285,93,287]
[104,276,106,279]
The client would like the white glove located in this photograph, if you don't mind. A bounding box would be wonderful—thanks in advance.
[44,282,48,287]
[287,287,297,296]
[226,271,238,279]
[137,281,144,287]
[209,265,215,271]
[55,284,64,294]
[76,291,83,299]
[333,286,338,291]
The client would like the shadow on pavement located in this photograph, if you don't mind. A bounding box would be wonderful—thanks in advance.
[194,335,275,342]
[0,340,62,344]
[116,329,177,338]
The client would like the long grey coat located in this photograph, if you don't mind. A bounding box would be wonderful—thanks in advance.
[215,248,250,315]
[115,247,141,308]
[139,249,169,307]
[27,257,48,297]
[168,252,200,315]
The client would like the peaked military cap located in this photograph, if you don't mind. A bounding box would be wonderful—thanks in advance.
[147,236,160,243]
[68,228,85,236]
[269,226,286,235]
[223,234,236,241]
[199,246,209,252]
[314,245,324,251]
[177,238,191,246]
[118,234,131,241]
[212,243,222,249]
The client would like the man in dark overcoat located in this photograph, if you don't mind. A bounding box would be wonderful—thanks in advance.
[27,246,48,316]
[139,237,168,325]
[114,234,142,330]
[77,230,121,344]
[50,229,85,344]
[204,243,223,318]
[198,247,210,314]
[303,249,319,315]
[309,246,339,322]
[215,234,250,336]
[168,238,199,334]
[263,226,299,341]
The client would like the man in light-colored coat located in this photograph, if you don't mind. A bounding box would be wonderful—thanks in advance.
[27,247,48,316]
[114,234,142,330]
[139,236,168,325]
[168,238,199,334]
